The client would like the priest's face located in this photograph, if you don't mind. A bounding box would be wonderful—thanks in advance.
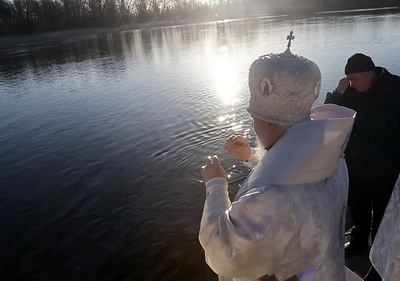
[252,116,287,149]
[252,117,270,148]
[346,70,375,93]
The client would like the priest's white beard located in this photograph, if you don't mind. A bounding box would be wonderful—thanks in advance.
[254,137,267,162]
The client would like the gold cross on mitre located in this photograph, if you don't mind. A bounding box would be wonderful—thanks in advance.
[286,31,295,49]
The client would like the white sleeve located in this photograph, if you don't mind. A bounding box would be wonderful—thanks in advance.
[198,183,300,279]
[242,147,261,169]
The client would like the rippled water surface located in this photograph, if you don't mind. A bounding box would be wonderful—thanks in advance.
[1,10,400,281]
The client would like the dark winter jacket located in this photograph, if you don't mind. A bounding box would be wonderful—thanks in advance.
[324,67,400,179]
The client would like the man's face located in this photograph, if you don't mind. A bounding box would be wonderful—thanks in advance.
[251,116,285,149]
[252,117,271,148]
[346,71,374,93]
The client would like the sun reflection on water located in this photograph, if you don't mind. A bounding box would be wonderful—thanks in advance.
[213,53,240,106]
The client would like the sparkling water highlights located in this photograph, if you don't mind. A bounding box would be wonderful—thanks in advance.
[0,9,400,281]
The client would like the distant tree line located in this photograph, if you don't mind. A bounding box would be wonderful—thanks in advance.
[0,0,215,35]
[0,0,398,36]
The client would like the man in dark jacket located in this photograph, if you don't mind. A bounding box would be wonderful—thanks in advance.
[324,53,400,257]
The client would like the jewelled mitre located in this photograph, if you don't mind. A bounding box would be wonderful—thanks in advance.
[247,31,321,126]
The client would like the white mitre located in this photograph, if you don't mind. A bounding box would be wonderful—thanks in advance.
[247,31,321,126]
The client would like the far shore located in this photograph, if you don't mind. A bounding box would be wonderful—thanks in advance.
[0,6,398,52]
[0,20,203,51]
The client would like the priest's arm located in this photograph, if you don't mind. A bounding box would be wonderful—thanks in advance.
[198,177,300,280]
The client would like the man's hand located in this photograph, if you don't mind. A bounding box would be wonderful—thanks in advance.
[336,77,350,94]
[200,155,226,182]
[223,135,251,161]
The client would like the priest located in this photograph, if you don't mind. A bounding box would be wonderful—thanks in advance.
[199,32,356,281]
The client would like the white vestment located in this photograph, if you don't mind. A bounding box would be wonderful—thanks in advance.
[370,174,400,281]
[199,104,356,281]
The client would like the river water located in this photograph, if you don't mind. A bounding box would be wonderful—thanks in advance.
[0,9,400,281]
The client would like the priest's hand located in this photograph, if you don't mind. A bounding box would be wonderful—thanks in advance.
[200,155,226,182]
[224,135,251,161]
[336,77,350,94]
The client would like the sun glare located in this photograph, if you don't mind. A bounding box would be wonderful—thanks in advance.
[213,53,240,105]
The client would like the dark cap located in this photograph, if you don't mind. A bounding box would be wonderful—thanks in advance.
[344,53,375,75]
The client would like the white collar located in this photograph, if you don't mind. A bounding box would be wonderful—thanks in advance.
[238,104,355,194]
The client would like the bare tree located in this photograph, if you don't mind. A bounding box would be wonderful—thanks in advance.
[12,0,40,33]
[0,0,15,35]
